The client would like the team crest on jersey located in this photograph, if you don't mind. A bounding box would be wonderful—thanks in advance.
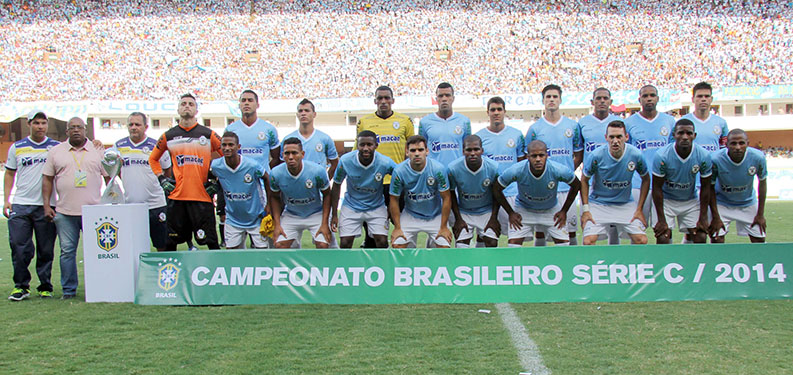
[483,178,491,187]
[305,179,314,189]
[375,172,383,182]
[158,212,166,222]
[315,143,324,153]
[196,229,205,240]
[660,127,669,137]
[564,128,573,138]
[547,180,556,190]
[157,259,181,291]
[427,176,436,186]
[748,166,757,176]
[506,139,516,148]
[691,164,700,174]
[454,126,463,135]
[713,125,721,135]
[258,132,266,140]
[142,146,150,153]
[627,161,636,172]
[244,173,253,183]
[94,217,119,252]
[198,136,208,145]
[392,121,400,130]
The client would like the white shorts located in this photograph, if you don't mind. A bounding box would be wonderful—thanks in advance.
[277,211,332,246]
[393,212,451,248]
[557,191,579,233]
[496,195,517,237]
[583,202,647,239]
[338,205,389,238]
[456,211,499,242]
[508,204,568,241]
[662,199,700,233]
[225,223,269,249]
[632,189,655,226]
[715,203,765,238]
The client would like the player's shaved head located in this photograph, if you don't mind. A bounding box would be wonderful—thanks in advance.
[463,134,482,148]
[527,140,548,153]
[728,128,748,140]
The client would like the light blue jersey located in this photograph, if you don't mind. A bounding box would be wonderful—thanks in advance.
[270,161,330,218]
[711,148,767,207]
[281,129,338,168]
[678,113,729,153]
[527,116,582,192]
[419,112,472,166]
[626,112,675,189]
[652,144,712,201]
[390,159,449,220]
[333,151,396,212]
[475,126,526,197]
[583,144,648,205]
[498,160,575,211]
[225,119,279,169]
[447,156,499,215]
[579,114,623,155]
[211,156,266,228]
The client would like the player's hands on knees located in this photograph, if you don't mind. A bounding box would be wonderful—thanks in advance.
[580,211,595,229]
[553,211,567,229]
[653,220,670,239]
[632,209,647,227]
[390,228,406,247]
[696,215,709,235]
[452,219,467,238]
[708,216,725,237]
[330,216,339,233]
[437,226,453,245]
[272,225,284,244]
[317,223,332,245]
[752,214,766,235]
[485,216,501,237]
[508,212,522,230]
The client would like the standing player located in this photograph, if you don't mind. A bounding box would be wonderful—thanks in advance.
[527,84,583,245]
[390,135,452,248]
[357,86,414,247]
[626,84,675,230]
[211,132,271,249]
[496,140,581,246]
[580,121,650,245]
[5,110,60,300]
[282,99,338,179]
[475,97,526,244]
[680,82,729,153]
[651,119,712,244]
[270,138,332,249]
[115,112,171,251]
[447,135,501,248]
[579,87,623,244]
[330,131,396,248]
[419,82,471,166]
[225,89,281,170]
[149,93,222,250]
[709,129,767,243]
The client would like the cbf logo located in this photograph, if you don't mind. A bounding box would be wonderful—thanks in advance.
[392,121,400,130]
[564,128,573,138]
[258,132,266,140]
[198,135,208,145]
[305,179,314,189]
[506,138,516,148]
[94,217,119,252]
[713,125,721,135]
[547,180,556,190]
[483,178,491,187]
[375,172,383,182]
[454,125,463,135]
[244,173,253,183]
[627,161,636,172]
[427,176,436,186]
[691,164,700,174]
[315,143,324,153]
[157,258,181,291]
[748,166,757,176]
[660,127,669,137]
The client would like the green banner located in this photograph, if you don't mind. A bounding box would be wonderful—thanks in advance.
[135,244,793,305]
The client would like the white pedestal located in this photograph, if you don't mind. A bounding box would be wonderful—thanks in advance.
[82,203,150,302]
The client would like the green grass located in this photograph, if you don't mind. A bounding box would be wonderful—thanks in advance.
[2,202,792,374]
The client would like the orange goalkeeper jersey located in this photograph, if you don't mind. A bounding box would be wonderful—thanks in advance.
[149,123,221,203]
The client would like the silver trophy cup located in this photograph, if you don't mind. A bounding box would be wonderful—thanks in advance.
[101,148,126,204]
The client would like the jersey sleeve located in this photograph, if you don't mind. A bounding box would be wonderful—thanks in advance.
[211,131,222,154]
[757,153,768,180]
[316,168,330,191]
[582,153,595,178]
[436,167,449,192]
[719,120,729,148]
[516,133,527,158]
[5,144,17,170]
[497,164,516,187]
[389,169,403,196]
[447,168,457,190]
[636,150,649,176]
[325,136,338,160]
[464,119,472,138]
[405,117,415,138]
[332,160,346,184]
[149,133,168,176]
[699,149,713,178]
[418,118,428,140]
[573,124,584,152]
[269,171,281,192]
[555,163,576,185]
[710,155,719,184]
[160,150,172,170]
[652,151,666,177]
[269,127,280,150]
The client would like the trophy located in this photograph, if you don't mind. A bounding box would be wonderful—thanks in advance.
[101,148,126,204]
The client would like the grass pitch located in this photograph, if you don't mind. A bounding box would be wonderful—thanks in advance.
[1,202,792,374]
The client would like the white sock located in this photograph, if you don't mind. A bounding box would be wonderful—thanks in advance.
[508,243,521,248]
[534,237,547,247]
[569,236,578,246]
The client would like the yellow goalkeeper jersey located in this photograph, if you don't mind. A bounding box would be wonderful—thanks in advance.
[356,112,415,184]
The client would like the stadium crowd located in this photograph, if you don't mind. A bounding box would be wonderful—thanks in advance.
[1,0,792,101]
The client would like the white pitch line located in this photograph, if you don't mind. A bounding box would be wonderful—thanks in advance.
[495,303,551,375]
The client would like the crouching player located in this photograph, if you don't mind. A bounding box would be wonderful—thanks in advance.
[495,140,580,246]
[270,137,332,248]
[447,135,501,247]
[330,131,396,248]
[651,119,712,244]
[390,135,453,248]
[580,121,650,245]
[210,132,272,248]
[709,129,767,243]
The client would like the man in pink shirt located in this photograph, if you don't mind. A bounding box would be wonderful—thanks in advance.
[42,118,107,300]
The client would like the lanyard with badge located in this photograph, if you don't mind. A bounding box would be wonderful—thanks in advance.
[72,148,87,187]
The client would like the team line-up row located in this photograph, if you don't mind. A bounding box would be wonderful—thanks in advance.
[5,82,767,299]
